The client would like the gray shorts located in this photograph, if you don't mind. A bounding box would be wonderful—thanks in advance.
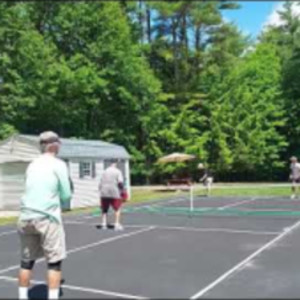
[204,177,213,186]
[17,218,66,263]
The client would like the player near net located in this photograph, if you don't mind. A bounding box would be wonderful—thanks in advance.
[198,163,214,197]
[17,131,72,300]
[290,156,300,199]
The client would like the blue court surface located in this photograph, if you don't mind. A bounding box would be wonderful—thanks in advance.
[1,195,300,299]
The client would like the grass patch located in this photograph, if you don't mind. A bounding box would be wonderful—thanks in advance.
[129,188,179,204]
[0,217,17,226]
[130,186,292,202]
[206,186,291,197]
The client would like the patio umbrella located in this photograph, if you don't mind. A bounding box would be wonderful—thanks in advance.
[157,152,196,163]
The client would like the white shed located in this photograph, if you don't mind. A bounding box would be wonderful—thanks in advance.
[0,134,131,211]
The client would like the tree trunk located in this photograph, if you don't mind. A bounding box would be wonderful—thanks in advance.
[139,0,144,44]
[183,13,188,50]
[35,4,47,34]
[195,24,201,52]
[195,24,202,81]
[172,17,179,90]
[146,6,151,43]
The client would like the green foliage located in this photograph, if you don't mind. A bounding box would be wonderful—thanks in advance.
[208,43,287,180]
[0,1,295,183]
[259,2,300,161]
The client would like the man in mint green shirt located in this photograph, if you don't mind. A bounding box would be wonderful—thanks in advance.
[17,131,71,300]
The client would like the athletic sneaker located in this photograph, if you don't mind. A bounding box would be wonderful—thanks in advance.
[101,223,108,230]
[114,223,124,231]
[291,194,296,200]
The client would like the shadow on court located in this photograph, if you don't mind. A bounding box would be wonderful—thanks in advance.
[28,282,64,299]
[28,284,47,299]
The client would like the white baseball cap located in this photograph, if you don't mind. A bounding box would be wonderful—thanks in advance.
[39,131,60,144]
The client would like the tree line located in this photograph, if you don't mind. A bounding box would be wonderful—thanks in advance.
[0,1,299,184]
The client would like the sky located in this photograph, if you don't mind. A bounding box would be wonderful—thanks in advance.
[222,1,289,39]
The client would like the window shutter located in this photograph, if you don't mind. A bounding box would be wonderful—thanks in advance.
[79,162,84,179]
[92,162,96,178]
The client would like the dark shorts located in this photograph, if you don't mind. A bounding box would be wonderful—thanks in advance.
[292,178,300,185]
[101,198,123,213]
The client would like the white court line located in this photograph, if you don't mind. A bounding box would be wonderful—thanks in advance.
[0,226,155,275]
[82,197,187,220]
[218,197,259,210]
[229,208,296,212]
[130,225,280,236]
[0,275,148,299]
[67,226,155,255]
[0,230,16,237]
[64,221,280,236]
[218,196,284,210]
[190,219,300,299]
[65,220,94,224]
[82,215,98,220]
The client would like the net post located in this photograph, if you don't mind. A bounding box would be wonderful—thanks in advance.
[190,184,194,212]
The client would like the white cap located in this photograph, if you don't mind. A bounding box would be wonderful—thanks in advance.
[39,131,60,144]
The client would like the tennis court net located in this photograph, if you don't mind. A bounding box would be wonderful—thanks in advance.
[121,184,300,218]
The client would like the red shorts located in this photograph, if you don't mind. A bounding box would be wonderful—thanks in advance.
[101,198,123,213]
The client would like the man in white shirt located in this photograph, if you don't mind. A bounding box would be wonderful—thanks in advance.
[290,156,300,199]
[198,163,214,197]
[98,161,125,230]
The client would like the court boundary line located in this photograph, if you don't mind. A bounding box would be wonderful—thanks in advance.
[0,275,148,299]
[218,196,289,211]
[0,230,16,237]
[218,197,259,210]
[64,221,281,236]
[0,226,155,275]
[189,219,300,299]
[82,195,192,220]
[133,225,280,236]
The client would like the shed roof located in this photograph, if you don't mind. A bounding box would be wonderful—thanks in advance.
[0,155,32,164]
[16,135,130,160]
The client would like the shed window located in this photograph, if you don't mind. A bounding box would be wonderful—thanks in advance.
[79,162,96,178]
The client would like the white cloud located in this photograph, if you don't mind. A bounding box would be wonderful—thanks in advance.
[222,16,231,24]
[263,2,300,30]
[264,2,285,28]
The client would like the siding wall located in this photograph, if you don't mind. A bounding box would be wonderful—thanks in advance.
[0,138,38,210]
[0,138,39,160]
[0,162,28,210]
[69,160,104,209]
